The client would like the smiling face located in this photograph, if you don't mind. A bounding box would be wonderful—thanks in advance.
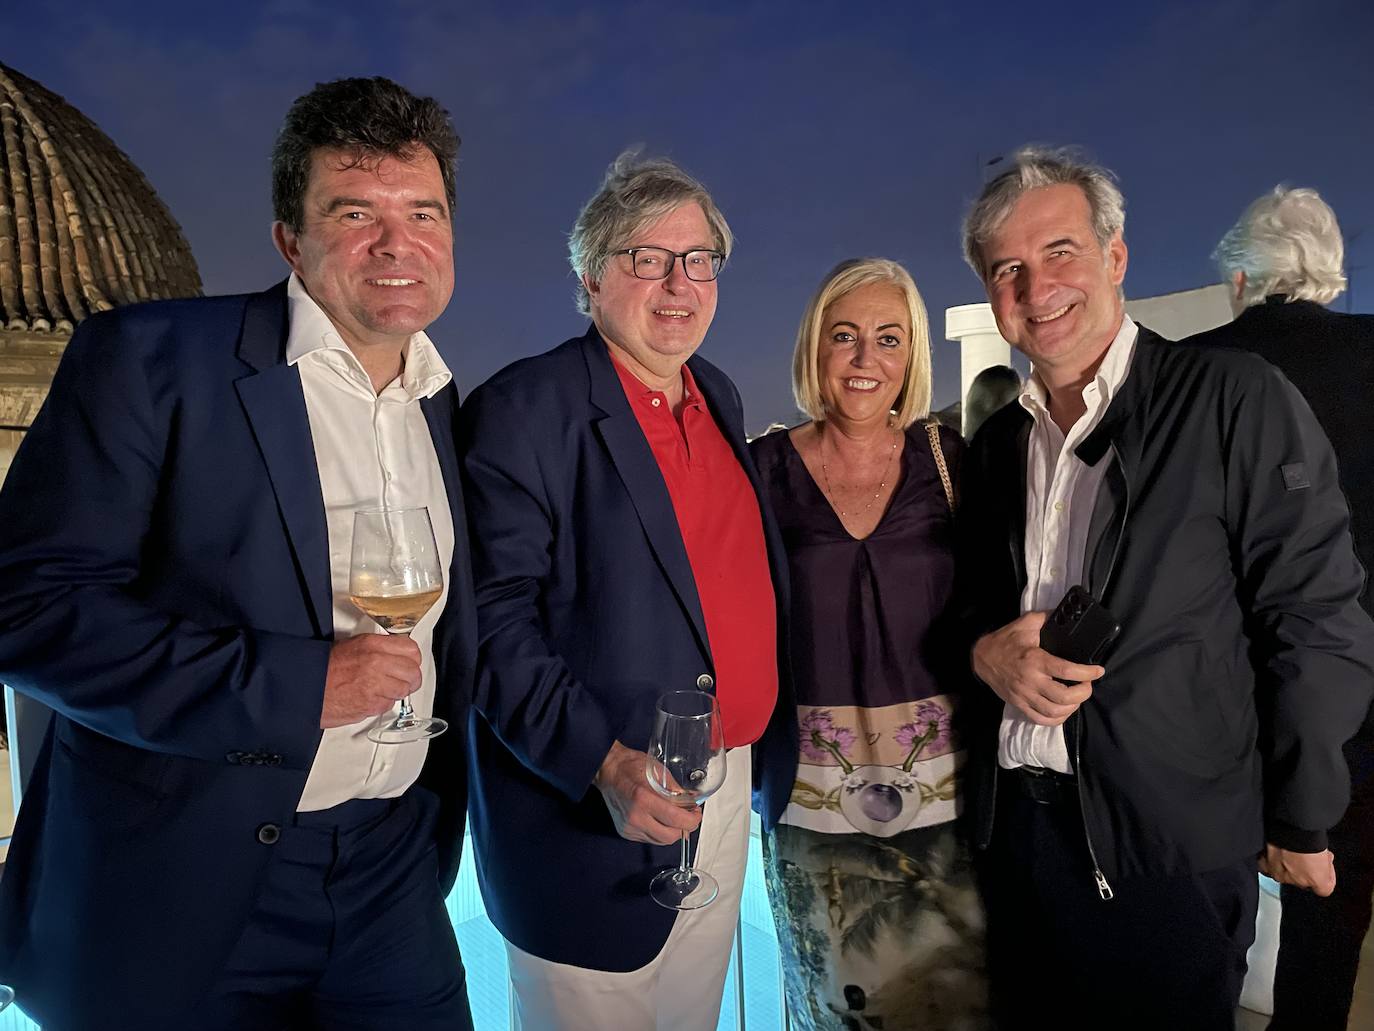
[584,202,719,383]
[272,146,454,362]
[818,282,911,427]
[982,183,1127,382]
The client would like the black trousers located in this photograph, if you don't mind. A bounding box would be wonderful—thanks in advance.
[1269,739,1374,1031]
[200,788,473,1031]
[982,774,1258,1031]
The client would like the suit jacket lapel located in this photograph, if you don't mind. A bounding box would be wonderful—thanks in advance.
[582,331,711,656]
[233,282,333,637]
[421,385,476,678]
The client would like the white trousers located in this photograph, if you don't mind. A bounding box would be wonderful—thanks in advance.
[505,746,752,1031]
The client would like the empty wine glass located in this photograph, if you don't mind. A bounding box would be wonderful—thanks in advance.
[349,506,447,744]
[646,690,727,910]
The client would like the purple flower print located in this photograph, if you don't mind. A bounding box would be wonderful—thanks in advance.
[799,709,858,773]
[897,700,953,770]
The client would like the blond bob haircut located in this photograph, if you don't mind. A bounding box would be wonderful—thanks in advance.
[792,258,932,429]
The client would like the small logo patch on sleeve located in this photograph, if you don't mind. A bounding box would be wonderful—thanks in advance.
[1281,463,1310,491]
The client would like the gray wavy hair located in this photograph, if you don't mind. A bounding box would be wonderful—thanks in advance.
[568,149,733,315]
[962,145,1126,280]
[1213,186,1347,306]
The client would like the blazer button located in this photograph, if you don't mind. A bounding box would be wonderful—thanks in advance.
[256,823,281,845]
[696,673,714,690]
[225,751,244,765]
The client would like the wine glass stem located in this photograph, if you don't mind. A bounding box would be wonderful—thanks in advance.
[393,629,415,722]
[677,830,691,877]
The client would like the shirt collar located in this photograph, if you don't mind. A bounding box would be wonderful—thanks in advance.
[284,274,452,400]
[1018,314,1139,418]
[608,348,704,411]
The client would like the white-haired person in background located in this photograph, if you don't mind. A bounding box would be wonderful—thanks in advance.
[1188,186,1374,1031]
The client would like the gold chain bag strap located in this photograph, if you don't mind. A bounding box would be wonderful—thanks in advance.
[925,420,955,511]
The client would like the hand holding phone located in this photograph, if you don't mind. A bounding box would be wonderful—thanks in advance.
[1040,585,1120,667]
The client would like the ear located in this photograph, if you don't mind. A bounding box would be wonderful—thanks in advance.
[582,271,601,308]
[271,221,303,273]
[1231,269,1246,301]
[1106,232,1128,287]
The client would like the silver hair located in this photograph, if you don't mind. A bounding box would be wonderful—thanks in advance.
[568,148,733,315]
[961,145,1126,280]
[1213,186,1347,306]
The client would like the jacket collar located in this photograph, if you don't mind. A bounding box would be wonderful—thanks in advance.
[1076,324,1167,467]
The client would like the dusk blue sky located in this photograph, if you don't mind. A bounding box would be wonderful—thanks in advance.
[5,0,1371,429]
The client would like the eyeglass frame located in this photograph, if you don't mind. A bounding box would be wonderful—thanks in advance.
[608,246,726,282]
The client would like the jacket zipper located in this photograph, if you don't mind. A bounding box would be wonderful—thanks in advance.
[1076,441,1128,901]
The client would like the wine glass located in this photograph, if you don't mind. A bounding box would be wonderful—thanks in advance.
[349,506,447,744]
[646,690,727,910]
[0,984,12,1011]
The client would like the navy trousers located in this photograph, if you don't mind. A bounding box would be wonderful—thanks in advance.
[200,788,472,1030]
[982,777,1257,1031]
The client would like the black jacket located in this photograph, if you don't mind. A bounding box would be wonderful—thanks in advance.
[1187,297,1374,777]
[959,325,1374,890]
[1187,298,1374,617]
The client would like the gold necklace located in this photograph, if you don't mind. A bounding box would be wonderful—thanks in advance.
[819,425,899,517]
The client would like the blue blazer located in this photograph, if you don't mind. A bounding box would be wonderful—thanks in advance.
[457,327,797,971]
[0,282,475,1029]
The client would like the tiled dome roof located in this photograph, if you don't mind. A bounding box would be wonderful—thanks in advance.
[0,62,201,335]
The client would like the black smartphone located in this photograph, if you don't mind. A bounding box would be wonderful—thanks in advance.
[1039,585,1121,666]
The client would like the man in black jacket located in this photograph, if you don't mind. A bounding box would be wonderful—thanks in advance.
[958,148,1374,1030]
[1188,185,1374,1031]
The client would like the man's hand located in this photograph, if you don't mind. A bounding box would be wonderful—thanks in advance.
[594,740,701,846]
[320,634,422,728]
[1260,843,1337,897]
[972,612,1105,726]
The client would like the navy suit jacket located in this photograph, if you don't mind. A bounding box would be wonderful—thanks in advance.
[0,282,475,1029]
[457,327,796,971]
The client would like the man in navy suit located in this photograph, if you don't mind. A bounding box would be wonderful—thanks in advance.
[0,77,475,1030]
[459,152,796,1029]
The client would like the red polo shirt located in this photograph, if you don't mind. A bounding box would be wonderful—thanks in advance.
[611,355,778,746]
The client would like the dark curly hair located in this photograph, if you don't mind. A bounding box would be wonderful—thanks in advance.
[271,76,459,231]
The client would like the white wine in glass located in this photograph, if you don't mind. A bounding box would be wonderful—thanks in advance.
[349,506,447,744]
[646,689,727,910]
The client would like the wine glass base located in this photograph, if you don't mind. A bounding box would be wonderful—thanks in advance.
[367,715,448,744]
[650,867,719,910]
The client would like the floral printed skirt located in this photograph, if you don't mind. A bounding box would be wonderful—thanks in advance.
[763,818,988,1031]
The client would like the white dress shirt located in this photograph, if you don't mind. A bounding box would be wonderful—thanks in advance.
[285,274,456,812]
[998,316,1138,773]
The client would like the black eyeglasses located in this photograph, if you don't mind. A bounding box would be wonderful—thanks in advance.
[610,247,725,282]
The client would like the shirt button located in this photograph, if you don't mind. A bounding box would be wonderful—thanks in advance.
[696,673,714,690]
[651,398,662,408]
[256,823,281,845]
[1054,501,1065,512]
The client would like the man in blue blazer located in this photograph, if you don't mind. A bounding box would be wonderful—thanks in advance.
[0,78,475,1030]
[459,152,796,1029]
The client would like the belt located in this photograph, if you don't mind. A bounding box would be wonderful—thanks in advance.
[1003,765,1079,806]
